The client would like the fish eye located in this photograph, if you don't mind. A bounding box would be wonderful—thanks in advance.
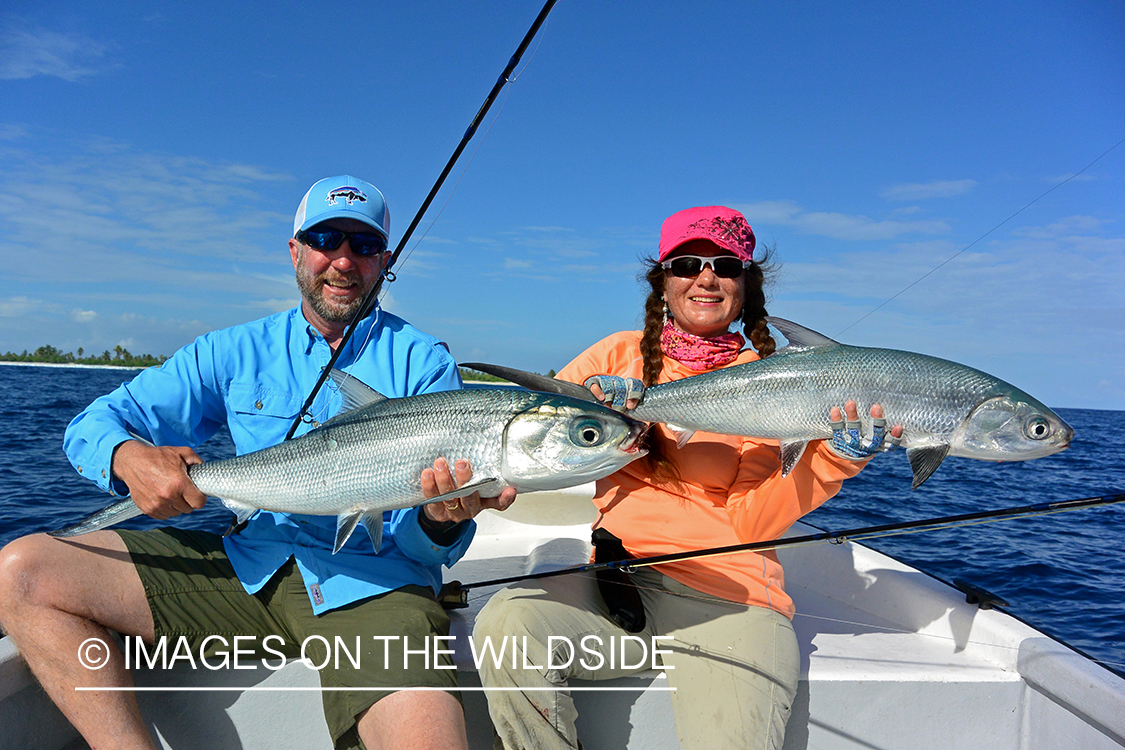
[1024,417,1051,440]
[570,419,604,447]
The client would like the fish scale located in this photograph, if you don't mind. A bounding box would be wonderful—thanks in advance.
[191,388,518,514]
[460,317,1073,489]
[634,344,1007,449]
[51,383,647,551]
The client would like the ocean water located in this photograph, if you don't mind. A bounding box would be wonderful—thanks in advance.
[1,363,1122,674]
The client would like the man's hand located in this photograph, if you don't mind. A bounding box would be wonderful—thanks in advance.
[420,457,516,524]
[111,440,208,520]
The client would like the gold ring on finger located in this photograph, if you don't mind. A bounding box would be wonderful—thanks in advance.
[444,500,460,511]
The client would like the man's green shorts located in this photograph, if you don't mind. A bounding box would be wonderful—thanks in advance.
[118,527,458,749]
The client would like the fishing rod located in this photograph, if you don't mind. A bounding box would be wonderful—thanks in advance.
[285,0,559,441]
[440,491,1125,605]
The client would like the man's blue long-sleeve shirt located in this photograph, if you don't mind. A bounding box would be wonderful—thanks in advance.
[63,306,473,614]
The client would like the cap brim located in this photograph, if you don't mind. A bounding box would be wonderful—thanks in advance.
[297,209,389,238]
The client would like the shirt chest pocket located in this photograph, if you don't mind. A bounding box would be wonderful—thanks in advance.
[227,384,303,449]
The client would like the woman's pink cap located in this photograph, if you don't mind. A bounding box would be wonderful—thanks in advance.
[657,206,756,262]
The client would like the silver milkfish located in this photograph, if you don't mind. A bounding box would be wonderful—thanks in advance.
[51,370,648,552]
[463,317,1073,489]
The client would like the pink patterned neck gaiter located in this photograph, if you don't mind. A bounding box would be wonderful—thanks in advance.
[660,321,744,371]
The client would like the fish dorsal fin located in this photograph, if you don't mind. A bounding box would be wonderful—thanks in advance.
[766,317,840,351]
[459,363,598,403]
[328,368,389,413]
[906,445,950,489]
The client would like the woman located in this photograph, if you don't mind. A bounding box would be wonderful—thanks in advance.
[473,206,899,750]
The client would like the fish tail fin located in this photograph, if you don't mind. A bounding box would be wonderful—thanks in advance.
[50,498,144,537]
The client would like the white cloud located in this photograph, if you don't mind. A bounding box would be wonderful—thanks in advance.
[736,200,950,241]
[798,211,949,240]
[0,296,34,317]
[1045,173,1098,184]
[0,143,295,271]
[1011,215,1111,240]
[0,27,112,82]
[880,179,978,201]
[0,124,29,141]
[0,139,305,358]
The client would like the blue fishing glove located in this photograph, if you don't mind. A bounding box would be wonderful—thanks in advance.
[828,416,893,459]
[584,375,645,410]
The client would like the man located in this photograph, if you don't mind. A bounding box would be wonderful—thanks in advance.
[0,175,514,749]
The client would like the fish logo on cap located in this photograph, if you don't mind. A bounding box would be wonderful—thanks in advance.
[326,187,368,206]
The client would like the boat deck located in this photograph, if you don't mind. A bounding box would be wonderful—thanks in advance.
[2,487,1123,749]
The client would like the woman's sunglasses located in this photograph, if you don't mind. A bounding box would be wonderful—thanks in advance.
[661,255,749,278]
[296,225,389,257]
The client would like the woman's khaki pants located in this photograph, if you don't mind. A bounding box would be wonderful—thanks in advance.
[472,567,799,750]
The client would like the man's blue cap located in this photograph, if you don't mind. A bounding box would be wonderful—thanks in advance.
[293,175,390,239]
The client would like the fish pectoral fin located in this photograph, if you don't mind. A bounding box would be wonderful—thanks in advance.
[360,512,385,553]
[422,477,505,507]
[666,424,696,448]
[49,498,144,537]
[221,501,256,526]
[906,445,950,489]
[327,368,389,413]
[333,512,366,554]
[124,428,157,448]
[778,441,808,476]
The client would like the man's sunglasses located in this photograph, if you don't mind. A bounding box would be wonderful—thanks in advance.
[296,226,389,257]
[661,255,749,279]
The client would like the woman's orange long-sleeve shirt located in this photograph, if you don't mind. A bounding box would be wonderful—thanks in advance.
[557,331,869,619]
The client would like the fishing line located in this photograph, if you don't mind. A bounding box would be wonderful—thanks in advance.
[385,8,551,281]
[449,492,1125,594]
[285,0,560,440]
[385,85,514,283]
[836,135,1125,337]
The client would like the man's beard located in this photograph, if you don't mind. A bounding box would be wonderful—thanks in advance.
[295,255,375,323]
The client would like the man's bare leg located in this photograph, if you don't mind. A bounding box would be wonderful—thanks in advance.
[357,689,469,750]
[0,531,158,750]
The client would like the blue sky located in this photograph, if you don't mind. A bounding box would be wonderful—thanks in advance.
[1,1,1122,410]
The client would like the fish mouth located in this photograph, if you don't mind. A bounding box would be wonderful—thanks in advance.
[1052,418,1075,452]
[620,421,650,454]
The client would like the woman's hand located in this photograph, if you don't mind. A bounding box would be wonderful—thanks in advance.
[584,375,645,411]
[826,401,904,460]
